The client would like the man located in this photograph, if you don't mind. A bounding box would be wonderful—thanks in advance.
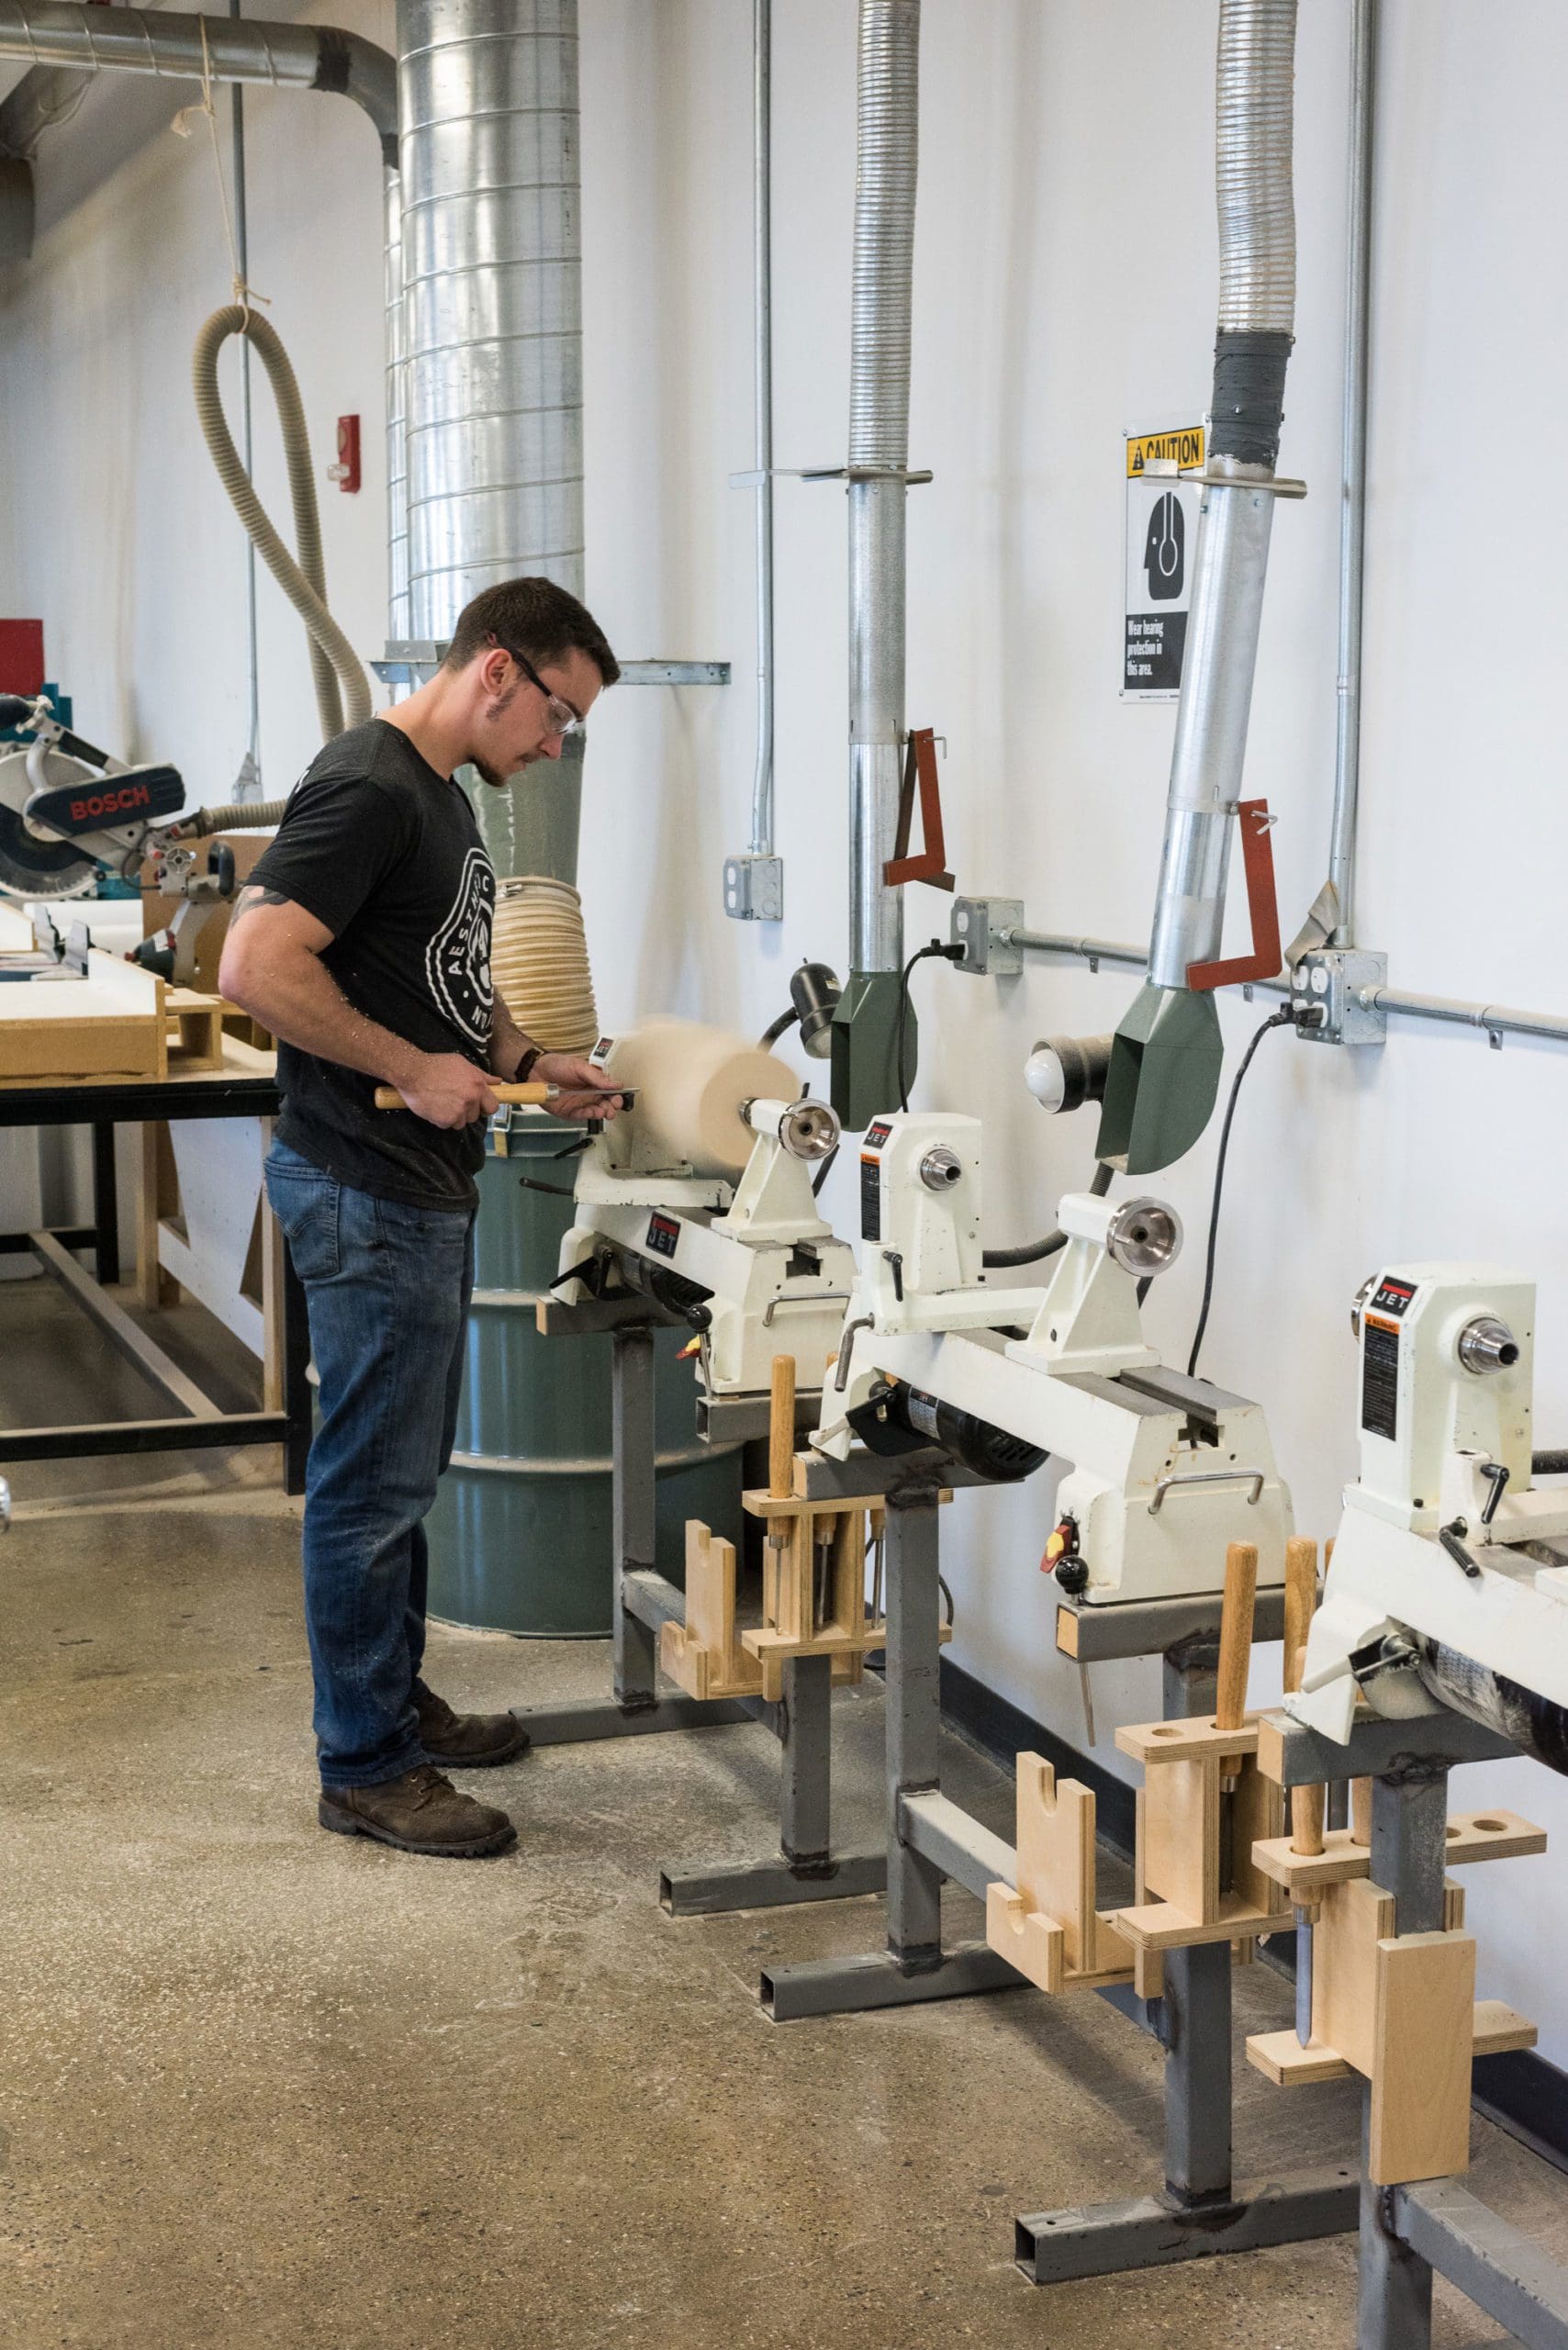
[220,576,623,1860]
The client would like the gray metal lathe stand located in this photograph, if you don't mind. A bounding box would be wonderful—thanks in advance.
[758,1462,1359,2277]
[520,1304,885,1914]
[1268,1708,1568,2350]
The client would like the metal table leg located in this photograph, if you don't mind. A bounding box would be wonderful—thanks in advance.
[760,1483,1018,2019]
[1015,1631,1358,2284]
[659,1654,887,1915]
[91,1120,119,1286]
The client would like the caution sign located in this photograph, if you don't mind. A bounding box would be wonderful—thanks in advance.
[1126,424,1205,478]
[1123,419,1205,699]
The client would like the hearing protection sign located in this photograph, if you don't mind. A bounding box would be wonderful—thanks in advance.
[1124,420,1205,699]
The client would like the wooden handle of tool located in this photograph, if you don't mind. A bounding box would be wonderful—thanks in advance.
[374,1085,554,1113]
[1283,1537,1317,1692]
[1215,1542,1258,1734]
[374,1081,553,1111]
[1282,1537,1326,1856]
[768,1354,796,1502]
[1350,1777,1373,1848]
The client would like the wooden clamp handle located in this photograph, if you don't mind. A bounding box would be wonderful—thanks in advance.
[1215,1540,1259,1769]
[1283,1536,1326,1858]
[768,1354,796,1506]
[374,1081,554,1111]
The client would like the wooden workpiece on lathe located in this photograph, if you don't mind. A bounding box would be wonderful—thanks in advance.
[599,1018,798,1177]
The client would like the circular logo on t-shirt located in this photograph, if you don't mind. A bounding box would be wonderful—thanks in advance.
[425,846,495,1047]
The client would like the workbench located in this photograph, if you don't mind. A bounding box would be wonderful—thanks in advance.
[0,1037,310,1493]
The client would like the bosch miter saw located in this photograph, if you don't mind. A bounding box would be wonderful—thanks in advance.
[0,692,286,982]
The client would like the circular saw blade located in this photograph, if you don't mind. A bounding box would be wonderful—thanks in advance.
[0,744,99,899]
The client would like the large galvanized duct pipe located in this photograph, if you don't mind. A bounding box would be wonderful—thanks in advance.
[0,4,406,657]
[831,0,921,1130]
[396,0,585,878]
[1098,0,1298,1175]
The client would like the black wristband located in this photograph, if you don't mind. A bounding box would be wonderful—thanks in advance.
[514,1044,543,1083]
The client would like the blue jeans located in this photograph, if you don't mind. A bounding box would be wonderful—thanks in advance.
[264,1139,476,1787]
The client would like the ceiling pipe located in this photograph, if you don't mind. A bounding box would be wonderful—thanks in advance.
[1097,0,1299,1175]
[395,0,586,876]
[831,0,922,1129]
[0,3,397,160]
[0,4,406,664]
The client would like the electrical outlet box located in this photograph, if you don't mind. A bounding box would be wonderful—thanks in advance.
[1290,947,1388,1045]
[723,854,784,922]
[950,896,1024,976]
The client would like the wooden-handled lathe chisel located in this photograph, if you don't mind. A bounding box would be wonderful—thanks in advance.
[373,1081,633,1113]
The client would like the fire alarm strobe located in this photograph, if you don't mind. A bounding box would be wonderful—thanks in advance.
[329,416,361,494]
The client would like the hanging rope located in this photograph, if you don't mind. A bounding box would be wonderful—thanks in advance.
[173,16,268,317]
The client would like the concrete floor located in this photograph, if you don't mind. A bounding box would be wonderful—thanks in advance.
[4,1282,1566,2347]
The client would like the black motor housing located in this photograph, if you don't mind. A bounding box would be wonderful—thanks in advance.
[848,1382,1046,1483]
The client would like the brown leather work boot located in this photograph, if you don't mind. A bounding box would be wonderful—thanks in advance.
[319,1763,517,1857]
[414,1682,530,1768]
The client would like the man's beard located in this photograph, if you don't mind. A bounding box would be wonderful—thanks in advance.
[472,681,527,788]
[472,747,538,789]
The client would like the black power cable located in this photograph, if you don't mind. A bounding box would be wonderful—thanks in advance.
[983,1158,1114,1269]
[895,938,965,1113]
[1187,1005,1296,1379]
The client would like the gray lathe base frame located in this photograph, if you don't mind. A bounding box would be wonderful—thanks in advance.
[757,1477,1361,2282]
[517,1315,885,1913]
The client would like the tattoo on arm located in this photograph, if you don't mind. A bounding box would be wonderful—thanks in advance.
[227,885,293,930]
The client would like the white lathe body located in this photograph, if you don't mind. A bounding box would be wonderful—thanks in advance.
[555,1040,855,1400]
[812,1113,1291,1606]
[1291,1264,1568,1742]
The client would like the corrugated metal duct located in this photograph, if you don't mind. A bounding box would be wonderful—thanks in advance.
[397,0,584,632]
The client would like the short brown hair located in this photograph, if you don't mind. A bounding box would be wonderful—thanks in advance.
[444,577,621,688]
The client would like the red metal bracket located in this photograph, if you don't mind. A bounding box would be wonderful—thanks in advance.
[884,726,955,891]
[1185,799,1282,991]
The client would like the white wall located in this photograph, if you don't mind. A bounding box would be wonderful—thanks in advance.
[4,0,1567,2061]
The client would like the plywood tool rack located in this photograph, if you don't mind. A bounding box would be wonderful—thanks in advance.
[986,1754,1142,1995]
[662,1355,935,1705]
[991,1539,1288,2003]
[1260,1702,1565,2350]
[1246,1745,1543,2187]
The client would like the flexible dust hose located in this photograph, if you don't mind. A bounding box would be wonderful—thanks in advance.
[846,0,920,986]
[1214,0,1297,449]
[184,797,291,834]
[192,306,372,739]
[1146,0,1297,995]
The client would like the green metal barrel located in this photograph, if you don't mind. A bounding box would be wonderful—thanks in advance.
[426,1124,744,1637]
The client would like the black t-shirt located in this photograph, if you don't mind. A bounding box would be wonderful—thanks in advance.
[248,720,496,1210]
